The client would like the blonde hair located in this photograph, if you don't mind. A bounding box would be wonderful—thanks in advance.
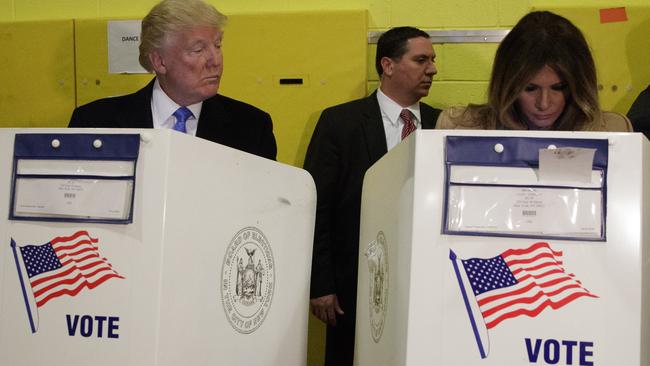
[139,0,227,71]
[465,11,599,130]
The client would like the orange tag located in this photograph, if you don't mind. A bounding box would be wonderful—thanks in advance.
[600,7,628,23]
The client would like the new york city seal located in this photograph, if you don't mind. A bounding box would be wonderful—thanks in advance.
[221,227,275,334]
[365,231,389,343]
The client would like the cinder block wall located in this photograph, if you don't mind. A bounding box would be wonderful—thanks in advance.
[2,0,649,113]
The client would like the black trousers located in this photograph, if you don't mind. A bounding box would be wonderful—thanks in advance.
[324,286,357,366]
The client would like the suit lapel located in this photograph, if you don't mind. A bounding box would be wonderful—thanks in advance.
[360,91,388,164]
[196,94,230,142]
[420,104,440,130]
[124,79,156,128]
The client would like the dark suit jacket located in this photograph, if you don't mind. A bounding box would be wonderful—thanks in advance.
[69,79,277,160]
[304,91,440,302]
[628,85,650,139]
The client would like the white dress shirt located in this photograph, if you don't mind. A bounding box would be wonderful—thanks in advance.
[151,79,203,136]
[376,88,421,150]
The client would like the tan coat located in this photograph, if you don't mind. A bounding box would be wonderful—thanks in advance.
[436,106,633,132]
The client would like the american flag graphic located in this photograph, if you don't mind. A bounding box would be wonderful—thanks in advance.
[16,230,124,308]
[450,242,598,358]
[10,230,124,332]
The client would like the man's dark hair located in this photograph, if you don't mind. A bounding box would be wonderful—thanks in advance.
[375,26,430,76]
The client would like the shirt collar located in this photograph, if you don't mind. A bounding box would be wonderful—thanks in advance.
[152,79,202,123]
[376,88,421,127]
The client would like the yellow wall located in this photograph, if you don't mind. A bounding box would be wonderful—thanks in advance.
[3,0,649,117]
[0,20,75,126]
[3,0,650,26]
[1,1,648,24]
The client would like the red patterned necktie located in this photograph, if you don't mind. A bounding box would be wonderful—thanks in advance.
[400,109,416,140]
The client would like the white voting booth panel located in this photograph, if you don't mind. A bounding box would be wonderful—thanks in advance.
[0,128,316,366]
[356,130,649,365]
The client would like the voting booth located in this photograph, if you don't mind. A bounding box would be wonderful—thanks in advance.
[0,129,316,366]
[356,130,649,365]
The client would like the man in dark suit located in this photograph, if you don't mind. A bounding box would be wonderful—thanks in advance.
[628,85,650,139]
[304,27,440,365]
[69,0,276,160]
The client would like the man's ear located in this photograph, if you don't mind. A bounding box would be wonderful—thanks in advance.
[380,57,394,77]
[149,50,167,75]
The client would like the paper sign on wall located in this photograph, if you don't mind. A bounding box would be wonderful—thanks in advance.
[107,20,149,74]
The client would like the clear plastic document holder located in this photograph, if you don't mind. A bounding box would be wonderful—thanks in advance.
[10,133,140,224]
[443,136,608,241]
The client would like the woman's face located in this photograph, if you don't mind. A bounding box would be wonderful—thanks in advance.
[515,65,568,129]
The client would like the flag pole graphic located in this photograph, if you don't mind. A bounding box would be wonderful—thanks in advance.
[449,249,486,359]
[10,239,37,333]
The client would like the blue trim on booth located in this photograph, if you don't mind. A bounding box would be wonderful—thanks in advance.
[9,134,140,224]
[445,136,608,168]
[13,133,140,160]
[442,136,608,242]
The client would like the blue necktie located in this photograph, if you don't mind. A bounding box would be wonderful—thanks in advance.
[172,107,193,133]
